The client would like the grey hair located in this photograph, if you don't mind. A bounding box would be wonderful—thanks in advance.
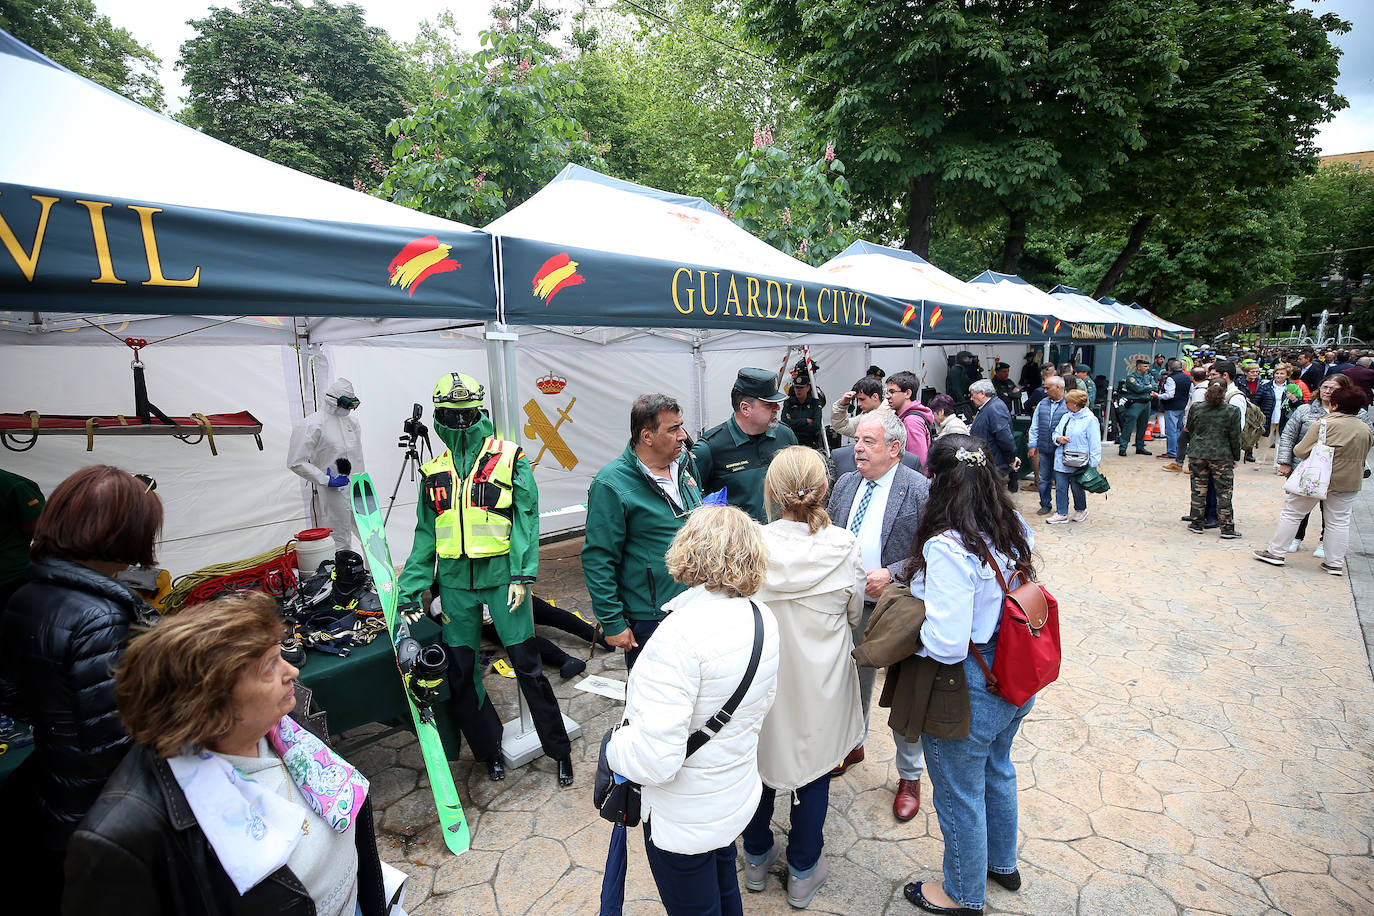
[1359,357,1372,368]
[630,393,682,443]
[1167,358,1183,371]
[857,410,907,450]
[969,379,996,398]
[1045,375,1065,391]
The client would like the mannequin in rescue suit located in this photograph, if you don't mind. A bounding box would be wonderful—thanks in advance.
[396,373,574,787]
[287,378,364,552]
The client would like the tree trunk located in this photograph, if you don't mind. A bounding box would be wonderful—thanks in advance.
[1093,212,1156,299]
[999,209,1028,274]
[904,173,936,258]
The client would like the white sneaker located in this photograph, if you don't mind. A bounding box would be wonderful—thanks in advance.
[1287,539,1301,553]
[1314,543,1325,559]
[1046,514,1070,524]
[1070,509,1089,523]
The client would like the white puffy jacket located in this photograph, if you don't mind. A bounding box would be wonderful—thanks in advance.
[606,586,779,855]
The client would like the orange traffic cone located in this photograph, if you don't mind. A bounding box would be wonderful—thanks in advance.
[1143,422,1153,441]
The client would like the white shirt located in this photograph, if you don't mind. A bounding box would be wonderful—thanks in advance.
[638,456,683,508]
[1268,381,1287,423]
[850,463,897,573]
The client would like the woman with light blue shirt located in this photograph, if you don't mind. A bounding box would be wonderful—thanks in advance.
[1047,388,1101,524]
[902,434,1037,916]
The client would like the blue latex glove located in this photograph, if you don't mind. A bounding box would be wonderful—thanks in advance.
[325,467,350,488]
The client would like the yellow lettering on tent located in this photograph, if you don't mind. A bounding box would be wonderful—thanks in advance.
[0,193,59,282]
[703,272,720,315]
[794,286,809,322]
[75,200,126,285]
[672,267,695,314]
[725,275,742,317]
[783,282,794,321]
[859,294,871,326]
[746,277,763,317]
[765,280,783,319]
[128,206,200,287]
[816,288,831,324]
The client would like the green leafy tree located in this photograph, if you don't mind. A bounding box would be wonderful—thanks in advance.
[401,10,471,101]
[1287,163,1374,336]
[378,27,603,225]
[1,0,163,109]
[178,0,409,188]
[716,133,851,266]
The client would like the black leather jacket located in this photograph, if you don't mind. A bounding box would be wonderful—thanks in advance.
[63,714,387,916]
[0,557,149,849]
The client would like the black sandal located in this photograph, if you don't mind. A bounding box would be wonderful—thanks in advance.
[903,882,982,914]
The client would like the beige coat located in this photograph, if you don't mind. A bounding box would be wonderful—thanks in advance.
[830,401,893,439]
[936,413,970,438]
[753,519,865,790]
[1295,412,1374,492]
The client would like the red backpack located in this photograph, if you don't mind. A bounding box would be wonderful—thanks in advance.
[970,551,1061,707]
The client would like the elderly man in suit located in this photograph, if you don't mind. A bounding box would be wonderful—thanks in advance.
[968,378,1020,490]
[828,411,930,821]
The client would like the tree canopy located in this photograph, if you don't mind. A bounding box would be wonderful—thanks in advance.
[178,0,409,189]
[2,0,163,109]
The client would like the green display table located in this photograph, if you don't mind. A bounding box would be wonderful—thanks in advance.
[298,616,462,755]
[0,740,33,784]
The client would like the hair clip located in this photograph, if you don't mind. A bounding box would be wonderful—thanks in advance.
[955,447,987,467]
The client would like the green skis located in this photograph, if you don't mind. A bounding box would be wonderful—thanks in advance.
[349,473,470,856]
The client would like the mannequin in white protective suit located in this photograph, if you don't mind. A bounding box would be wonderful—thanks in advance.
[287,378,365,551]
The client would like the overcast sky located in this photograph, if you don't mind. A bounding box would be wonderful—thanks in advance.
[95,0,1372,155]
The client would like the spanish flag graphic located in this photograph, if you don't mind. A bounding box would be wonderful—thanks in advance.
[388,236,460,297]
[1041,317,1050,333]
[532,253,585,304]
[1053,319,1062,334]
[929,305,944,329]
[901,303,917,327]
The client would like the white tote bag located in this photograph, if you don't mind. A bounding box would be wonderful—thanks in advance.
[1283,418,1333,500]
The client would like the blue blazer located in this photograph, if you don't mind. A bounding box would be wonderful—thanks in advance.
[969,397,1016,468]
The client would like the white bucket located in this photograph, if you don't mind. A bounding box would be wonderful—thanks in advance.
[295,528,335,579]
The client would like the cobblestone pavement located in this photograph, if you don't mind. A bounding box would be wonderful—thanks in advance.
[340,447,1374,915]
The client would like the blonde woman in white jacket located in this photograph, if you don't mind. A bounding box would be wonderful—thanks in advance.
[742,447,865,908]
[606,505,780,916]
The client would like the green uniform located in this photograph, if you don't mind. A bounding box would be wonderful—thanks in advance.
[691,416,797,523]
[946,364,973,401]
[398,412,539,646]
[1116,370,1155,452]
[0,469,44,593]
[1078,376,1097,408]
[780,391,825,448]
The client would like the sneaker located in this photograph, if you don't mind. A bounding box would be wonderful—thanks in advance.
[1162,462,1183,472]
[1253,549,1286,566]
[1219,525,1241,539]
[1187,523,1205,534]
[1287,539,1302,553]
[1322,562,1345,577]
[1181,515,1198,522]
[744,836,781,892]
[1070,509,1089,522]
[1046,514,1070,524]
[786,856,831,909]
[1313,543,1325,559]
[1036,506,1054,516]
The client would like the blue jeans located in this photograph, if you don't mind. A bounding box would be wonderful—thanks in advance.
[1053,469,1087,515]
[624,618,661,671]
[922,641,1034,910]
[742,774,831,876]
[1035,445,1056,509]
[644,821,743,916]
[1164,408,1185,457]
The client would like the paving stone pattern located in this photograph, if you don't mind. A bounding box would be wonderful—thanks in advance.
[336,452,1374,915]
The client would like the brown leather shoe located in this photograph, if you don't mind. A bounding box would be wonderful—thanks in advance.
[829,745,865,776]
[893,778,921,821]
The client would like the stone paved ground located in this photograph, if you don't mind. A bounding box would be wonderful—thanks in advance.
[339,447,1374,915]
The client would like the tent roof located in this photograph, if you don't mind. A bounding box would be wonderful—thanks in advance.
[1046,285,1140,326]
[820,241,985,308]
[0,30,472,232]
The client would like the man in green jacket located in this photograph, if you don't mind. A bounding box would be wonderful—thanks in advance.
[583,394,703,668]
[398,373,572,786]
[692,368,797,522]
[1116,359,1155,456]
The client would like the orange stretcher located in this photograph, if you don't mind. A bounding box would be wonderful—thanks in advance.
[0,410,264,456]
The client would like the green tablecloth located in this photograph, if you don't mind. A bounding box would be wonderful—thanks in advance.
[298,616,461,753]
[0,740,32,784]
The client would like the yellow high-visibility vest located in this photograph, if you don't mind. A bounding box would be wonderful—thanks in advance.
[420,438,519,559]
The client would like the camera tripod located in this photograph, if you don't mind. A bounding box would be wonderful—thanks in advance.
[385,404,433,524]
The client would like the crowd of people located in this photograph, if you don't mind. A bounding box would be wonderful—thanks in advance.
[3,344,1370,915]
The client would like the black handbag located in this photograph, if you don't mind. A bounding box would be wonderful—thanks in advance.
[593,601,765,826]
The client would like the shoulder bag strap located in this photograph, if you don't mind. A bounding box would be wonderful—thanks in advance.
[686,601,764,758]
[969,547,1018,694]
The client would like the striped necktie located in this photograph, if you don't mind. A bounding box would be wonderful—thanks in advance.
[849,479,878,533]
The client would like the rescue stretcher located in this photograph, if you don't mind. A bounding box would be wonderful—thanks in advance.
[0,409,264,455]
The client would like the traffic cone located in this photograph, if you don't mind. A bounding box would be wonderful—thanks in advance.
[1144,421,1154,441]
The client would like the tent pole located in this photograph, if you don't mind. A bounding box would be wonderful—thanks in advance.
[484,322,520,441]
[692,341,706,437]
[1104,342,1119,440]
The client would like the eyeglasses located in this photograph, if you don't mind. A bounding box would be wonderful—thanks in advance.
[134,473,157,493]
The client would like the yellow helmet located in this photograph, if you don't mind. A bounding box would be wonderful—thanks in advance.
[432,372,485,409]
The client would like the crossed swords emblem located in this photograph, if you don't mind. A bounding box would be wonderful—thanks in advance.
[523,397,578,470]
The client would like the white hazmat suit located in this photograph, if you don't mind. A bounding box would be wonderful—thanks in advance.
[287,378,365,551]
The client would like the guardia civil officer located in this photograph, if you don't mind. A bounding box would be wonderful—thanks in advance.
[781,366,826,449]
[692,368,798,522]
[397,373,573,787]
[1116,359,1155,456]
